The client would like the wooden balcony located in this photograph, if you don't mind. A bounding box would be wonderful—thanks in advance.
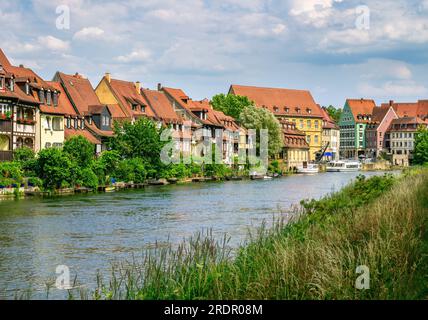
[0,151,13,162]
[0,120,12,132]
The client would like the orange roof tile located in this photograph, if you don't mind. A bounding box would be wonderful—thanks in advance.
[141,89,182,124]
[41,81,76,115]
[65,127,101,145]
[230,84,323,118]
[346,99,376,123]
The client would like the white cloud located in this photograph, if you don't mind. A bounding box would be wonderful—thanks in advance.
[116,49,151,63]
[359,81,428,97]
[38,36,70,52]
[73,27,105,41]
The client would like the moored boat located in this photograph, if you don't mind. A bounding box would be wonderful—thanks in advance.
[326,161,361,172]
[297,163,320,174]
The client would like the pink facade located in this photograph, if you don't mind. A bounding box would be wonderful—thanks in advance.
[366,107,398,157]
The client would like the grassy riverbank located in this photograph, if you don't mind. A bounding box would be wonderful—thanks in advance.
[72,168,428,300]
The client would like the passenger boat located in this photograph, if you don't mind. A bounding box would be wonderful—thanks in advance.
[326,161,361,172]
[297,163,320,174]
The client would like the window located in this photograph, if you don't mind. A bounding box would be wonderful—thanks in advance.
[39,90,45,104]
[0,77,4,89]
[307,120,311,128]
[45,117,51,130]
[80,119,85,129]
[315,120,319,129]
[52,118,62,131]
[74,118,78,129]
[66,117,71,128]
[46,91,52,105]
[299,120,304,129]
[53,93,58,107]
[314,135,319,144]
[306,135,311,144]
[102,115,110,127]
[25,82,30,95]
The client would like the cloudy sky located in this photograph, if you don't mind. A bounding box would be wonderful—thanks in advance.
[1,0,428,106]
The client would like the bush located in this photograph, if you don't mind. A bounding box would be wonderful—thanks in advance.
[63,136,95,168]
[0,162,23,183]
[75,167,99,189]
[114,158,147,183]
[14,147,35,162]
[35,148,73,190]
[27,177,43,188]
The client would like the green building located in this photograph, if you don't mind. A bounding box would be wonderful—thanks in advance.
[339,99,376,159]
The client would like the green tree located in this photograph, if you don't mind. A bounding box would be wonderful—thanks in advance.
[325,105,342,123]
[239,105,284,156]
[13,147,35,162]
[114,158,147,183]
[211,94,254,120]
[413,126,428,165]
[63,136,95,168]
[35,148,73,190]
[108,118,167,171]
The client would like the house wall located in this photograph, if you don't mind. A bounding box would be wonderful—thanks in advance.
[95,79,119,105]
[322,128,340,160]
[39,114,65,150]
[376,108,398,152]
[278,116,322,161]
[339,102,356,159]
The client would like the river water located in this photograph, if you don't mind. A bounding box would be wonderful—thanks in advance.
[0,171,392,299]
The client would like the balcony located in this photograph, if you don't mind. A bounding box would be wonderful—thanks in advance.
[0,119,12,132]
[0,150,13,162]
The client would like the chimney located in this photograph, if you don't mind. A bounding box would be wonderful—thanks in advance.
[389,100,394,107]
[135,81,141,94]
[157,83,162,91]
[19,64,24,68]
[105,72,111,83]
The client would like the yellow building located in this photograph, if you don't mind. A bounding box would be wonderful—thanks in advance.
[229,85,323,161]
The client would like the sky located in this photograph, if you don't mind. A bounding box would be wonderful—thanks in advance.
[1,0,428,107]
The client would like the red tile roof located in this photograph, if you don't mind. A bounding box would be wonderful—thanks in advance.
[107,79,155,119]
[85,121,114,137]
[40,81,77,115]
[141,89,182,124]
[380,100,428,119]
[230,84,323,118]
[346,99,376,123]
[65,127,101,145]
[280,121,309,149]
[56,72,101,115]
[106,104,128,120]
[162,87,205,125]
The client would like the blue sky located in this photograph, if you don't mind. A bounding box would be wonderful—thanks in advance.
[1,0,428,107]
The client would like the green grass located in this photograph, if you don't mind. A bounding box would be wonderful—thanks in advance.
[70,169,428,300]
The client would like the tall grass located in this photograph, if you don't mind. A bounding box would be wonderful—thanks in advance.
[76,170,427,300]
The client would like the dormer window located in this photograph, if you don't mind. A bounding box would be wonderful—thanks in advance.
[0,77,4,90]
[284,107,290,113]
[46,91,52,106]
[296,107,301,114]
[25,82,30,95]
[307,108,312,114]
[9,79,14,92]
[53,92,58,107]
[39,90,45,104]
[273,106,279,113]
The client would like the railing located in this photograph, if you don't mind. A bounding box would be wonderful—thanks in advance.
[0,120,12,132]
[0,151,13,162]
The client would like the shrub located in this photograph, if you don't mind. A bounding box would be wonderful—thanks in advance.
[114,158,147,183]
[35,148,73,190]
[0,162,23,183]
[63,136,95,168]
[14,147,35,162]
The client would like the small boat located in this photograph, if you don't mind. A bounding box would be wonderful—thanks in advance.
[104,186,116,193]
[167,178,178,184]
[263,176,273,180]
[327,161,361,172]
[297,163,319,174]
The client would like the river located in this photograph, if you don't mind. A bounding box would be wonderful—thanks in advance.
[0,171,392,299]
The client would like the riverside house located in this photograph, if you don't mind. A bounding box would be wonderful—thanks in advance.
[320,107,340,161]
[229,85,324,161]
[54,72,119,153]
[162,86,245,163]
[280,120,310,170]
[365,103,398,159]
[339,99,376,159]
[0,49,42,160]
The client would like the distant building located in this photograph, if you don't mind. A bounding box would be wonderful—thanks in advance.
[229,85,324,161]
[389,117,428,166]
[279,120,310,170]
[365,104,398,159]
[339,99,376,159]
[320,107,340,161]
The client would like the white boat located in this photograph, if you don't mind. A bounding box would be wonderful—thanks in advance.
[326,161,361,172]
[297,163,320,174]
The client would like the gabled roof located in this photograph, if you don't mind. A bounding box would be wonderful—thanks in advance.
[141,89,182,124]
[56,72,101,115]
[370,105,390,124]
[346,99,376,123]
[380,100,428,119]
[106,104,128,120]
[230,84,323,118]
[107,79,155,119]
[0,48,12,68]
[42,81,76,115]
[65,127,101,145]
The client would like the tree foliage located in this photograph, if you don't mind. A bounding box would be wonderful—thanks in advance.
[413,126,428,165]
[35,148,73,190]
[63,135,95,168]
[108,118,167,171]
[211,94,254,120]
[325,105,342,123]
[239,105,284,156]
